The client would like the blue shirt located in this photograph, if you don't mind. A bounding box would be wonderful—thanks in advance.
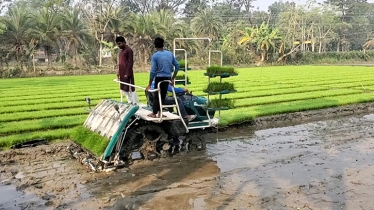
[150,50,180,80]
[151,81,184,94]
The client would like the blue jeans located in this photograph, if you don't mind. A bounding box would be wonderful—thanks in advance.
[164,96,187,118]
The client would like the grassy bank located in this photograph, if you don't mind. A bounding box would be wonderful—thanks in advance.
[1,65,374,152]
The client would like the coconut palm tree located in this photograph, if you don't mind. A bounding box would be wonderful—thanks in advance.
[191,8,222,41]
[0,6,34,68]
[121,12,156,65]
[150,9,185,46]
[61,8,93,67]
[33,7,62,67]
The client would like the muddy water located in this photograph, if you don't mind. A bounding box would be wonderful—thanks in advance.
[2,113,374,210]
[0,184,45,210]
[108,113,374,210]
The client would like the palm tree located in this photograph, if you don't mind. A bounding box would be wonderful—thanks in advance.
[122,12,156,65]
[61,8,92,67]
[191,8,223,41]
[150,9,185,46]
[188,8,223,64]
[0,6,34,68]
[107,7,124,39]
[33,7,62,68]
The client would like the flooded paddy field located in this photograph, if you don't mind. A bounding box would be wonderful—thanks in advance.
[2,105,374,210]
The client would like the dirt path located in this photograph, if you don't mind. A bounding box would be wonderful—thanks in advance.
[2,103,374,210]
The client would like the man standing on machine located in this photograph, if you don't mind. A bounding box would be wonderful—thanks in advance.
[116,36,139,104]
[146,37,179,118]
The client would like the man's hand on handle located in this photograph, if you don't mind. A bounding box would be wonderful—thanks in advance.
[117,73,128,80]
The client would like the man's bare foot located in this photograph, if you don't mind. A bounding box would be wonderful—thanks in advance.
[157,113,166,118]
[147,113,157,118]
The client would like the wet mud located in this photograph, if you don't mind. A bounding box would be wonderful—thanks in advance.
[2,104,374,210]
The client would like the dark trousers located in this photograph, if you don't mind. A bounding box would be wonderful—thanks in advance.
[165,96,187,117]
[152,77,171,114]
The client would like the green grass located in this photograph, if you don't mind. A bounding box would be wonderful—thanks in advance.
[3,66,374,154]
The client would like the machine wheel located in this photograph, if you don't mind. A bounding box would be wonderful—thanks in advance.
[186,133,206,152]
[120,124,169,161]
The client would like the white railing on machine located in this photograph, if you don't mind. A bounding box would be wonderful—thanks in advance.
[113,79,189,133]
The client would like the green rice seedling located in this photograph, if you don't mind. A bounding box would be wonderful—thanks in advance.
[0,115,86,135]
[206,65,237,76]
[71,126,109,156]
[178,60,187,68]
[176,74,190,82]
[204,82,236,94]
[4,65,374,150]
[0,108,90,123]
[208,98,235,109]
[0,128,76,148]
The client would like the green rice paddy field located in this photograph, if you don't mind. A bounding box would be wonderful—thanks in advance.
[1,65,374,149]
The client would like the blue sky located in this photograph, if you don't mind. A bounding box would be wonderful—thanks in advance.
[252,0,374,11]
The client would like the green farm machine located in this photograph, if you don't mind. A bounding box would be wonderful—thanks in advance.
[81,38,236,170]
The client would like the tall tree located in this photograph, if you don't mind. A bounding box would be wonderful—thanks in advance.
[120,0,141,14]
[242,0,254,13]
[268,1,293,25]
[191,8,223,41]
[151,9,185,43]
[79,0,120,66]
[61,8,92,67]
[155,0,187,12]
[34,7,62,67]
[121,12,156,65]
[239,23,281,63]
[183,0,207,18]
[0,5,35,67]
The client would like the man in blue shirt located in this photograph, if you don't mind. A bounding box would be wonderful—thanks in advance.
[146,37,180,118]
[150,80,196,121]
[151,80,187,94]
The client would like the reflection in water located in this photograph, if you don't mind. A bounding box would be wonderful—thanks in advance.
[0,184,45,210]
